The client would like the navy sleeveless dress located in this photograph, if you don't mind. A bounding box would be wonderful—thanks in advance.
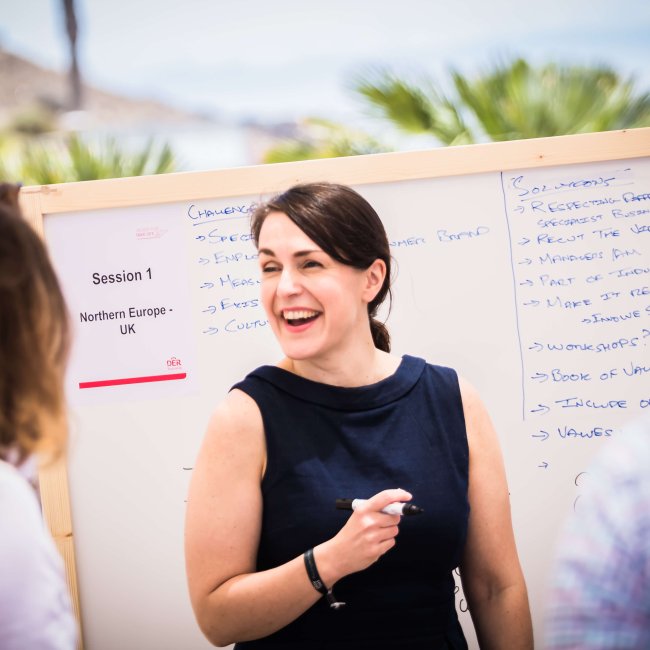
[231,355,470,649]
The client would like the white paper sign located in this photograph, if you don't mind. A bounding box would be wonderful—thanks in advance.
[45,203,197,404]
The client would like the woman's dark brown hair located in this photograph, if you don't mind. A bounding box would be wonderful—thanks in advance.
[251,182,393,352]
[0,183,70,464]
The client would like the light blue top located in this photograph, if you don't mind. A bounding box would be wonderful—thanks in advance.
[546,415,650,649]
[0,459,77,650]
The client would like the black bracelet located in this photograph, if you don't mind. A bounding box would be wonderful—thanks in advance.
[303,548,346,610]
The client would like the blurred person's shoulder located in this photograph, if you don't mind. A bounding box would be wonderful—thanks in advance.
[0,457,47,562]
[587,414,650,494]
[0,457,41,515]
[0,458,77,649]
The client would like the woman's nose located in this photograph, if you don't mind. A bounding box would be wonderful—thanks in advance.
[277,267,301,296]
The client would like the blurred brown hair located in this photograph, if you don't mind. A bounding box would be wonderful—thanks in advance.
[0,183,70,465]
[251,182,393,352]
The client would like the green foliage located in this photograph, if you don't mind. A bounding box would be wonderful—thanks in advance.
[64,135,175,181]
[8,104,58,136]
[263,119,389,163]
[355,71,472,145]
[2,134,177,185]
[0,134,27,184]
[354,59,650,145]
[261,58,650,162]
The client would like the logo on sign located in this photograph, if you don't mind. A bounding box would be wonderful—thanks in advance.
[136,226,168,240]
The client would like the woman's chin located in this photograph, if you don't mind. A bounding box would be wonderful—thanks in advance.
[279,344,320,362]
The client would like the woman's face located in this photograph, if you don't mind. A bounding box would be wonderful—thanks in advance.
[257,211,379,362]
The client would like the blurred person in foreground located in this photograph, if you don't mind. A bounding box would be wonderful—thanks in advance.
[545,414,650,649]
[0,182,77,649]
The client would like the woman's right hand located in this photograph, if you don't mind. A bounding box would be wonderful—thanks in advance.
[314,488,412,585]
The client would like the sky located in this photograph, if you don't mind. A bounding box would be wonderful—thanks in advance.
[2,0,650,169]
[3,0,650,127]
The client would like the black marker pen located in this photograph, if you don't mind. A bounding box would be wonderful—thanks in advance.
[336,498,423,516]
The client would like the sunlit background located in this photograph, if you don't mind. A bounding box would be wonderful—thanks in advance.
[2,0,649,180]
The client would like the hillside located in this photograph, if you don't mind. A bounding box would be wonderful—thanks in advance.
[0,48,208,129]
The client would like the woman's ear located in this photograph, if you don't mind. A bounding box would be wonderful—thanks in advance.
[362,259,387,303]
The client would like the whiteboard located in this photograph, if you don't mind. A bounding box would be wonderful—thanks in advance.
[23,129,650,649]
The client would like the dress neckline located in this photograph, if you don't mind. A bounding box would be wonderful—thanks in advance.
[249,354,426,411]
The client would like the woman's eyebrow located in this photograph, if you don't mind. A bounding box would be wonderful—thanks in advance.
[258,248,321,258]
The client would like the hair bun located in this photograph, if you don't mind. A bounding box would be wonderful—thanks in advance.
[369,318,390,353]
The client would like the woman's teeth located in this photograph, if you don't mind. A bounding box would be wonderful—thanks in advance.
[283,309,319,324]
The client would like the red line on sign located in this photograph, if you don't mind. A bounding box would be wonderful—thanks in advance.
[79,373,187,389]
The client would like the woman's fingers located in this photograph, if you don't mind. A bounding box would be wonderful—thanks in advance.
[364,488,413,514]
[330,488,413,573]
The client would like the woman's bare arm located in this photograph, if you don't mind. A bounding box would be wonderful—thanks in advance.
[458,377,534,649]
[185,389,409,646]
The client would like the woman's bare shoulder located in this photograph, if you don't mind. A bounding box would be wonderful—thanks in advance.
[199,388,265,473]
[207,387,262,432]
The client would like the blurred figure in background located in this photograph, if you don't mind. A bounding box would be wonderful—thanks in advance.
[0,182,77,649]
[545,414,650,649]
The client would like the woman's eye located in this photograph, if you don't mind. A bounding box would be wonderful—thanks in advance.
[262,264,280,273]
[303,260,322,269]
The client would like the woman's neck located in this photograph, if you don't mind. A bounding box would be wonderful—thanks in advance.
[279,344,400,387]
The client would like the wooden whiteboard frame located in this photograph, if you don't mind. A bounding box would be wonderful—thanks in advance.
[19,127,650,642]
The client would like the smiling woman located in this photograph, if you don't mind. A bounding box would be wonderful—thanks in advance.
[184,182,533,650]
[252,183,393,358]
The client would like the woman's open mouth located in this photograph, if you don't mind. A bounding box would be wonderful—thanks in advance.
[282,309,321,327]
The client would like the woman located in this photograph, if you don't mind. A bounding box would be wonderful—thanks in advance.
[0,183,77,649]
[185,182,532,649]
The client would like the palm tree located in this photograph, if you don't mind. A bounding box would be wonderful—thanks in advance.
[61,0,83,110]
[354,59,650,145]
